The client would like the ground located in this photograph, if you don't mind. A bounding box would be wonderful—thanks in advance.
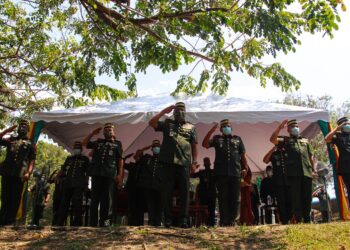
[0,222,349,250]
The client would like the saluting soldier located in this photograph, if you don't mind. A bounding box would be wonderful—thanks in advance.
[0,120,36,226]
[134,140,163,226]
[149,102,198,228]
[263,142,291,224]
[83,123,124,227]
[202,120,248,226]
[191,157,216,227]
[270,119,316,223]
[325,116,350,205]
[57,141,89,226]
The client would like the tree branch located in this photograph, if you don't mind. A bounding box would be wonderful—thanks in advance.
[82,0,215,63]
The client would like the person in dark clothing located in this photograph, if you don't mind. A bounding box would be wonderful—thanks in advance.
[263,143,291,225]
[149,102,198,228]
[124,156,145,226]
[48,169,64,226]
[57,141,89,226]
[135,140,163,226]
[312,186,331,223]
[260,165,276,224]
[270,119,317,223]
[202,120,248,226]
[83,123,124,227]
[0,120,36,226]
[325,116,350,206]
[250,182,260,225]
[191,157,216,226]
[29,169,50,226]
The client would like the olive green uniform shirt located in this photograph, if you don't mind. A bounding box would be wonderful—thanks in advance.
[156,119,197,167]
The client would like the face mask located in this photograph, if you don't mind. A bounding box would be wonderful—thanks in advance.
[342,124,350,133]
[290,127,300,137]
[222,126,232,135]
[152,147,160,155]
[267,170,273,177]
[73,149,81,155]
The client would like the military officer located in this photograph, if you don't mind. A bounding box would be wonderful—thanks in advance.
[325,116,350,205]
[191,157,216,226]
[270,119,316,223]
[57,141,89,226]
[0,120,36,225]
[83,123,124,227]
[202,119,248,226]
[134,140,163,226]
[263,142,291,224]
[149,102,198,228]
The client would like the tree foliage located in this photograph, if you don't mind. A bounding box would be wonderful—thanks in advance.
[0,0,346,118]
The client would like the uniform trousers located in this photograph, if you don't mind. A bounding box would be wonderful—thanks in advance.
[58,187,84,226]
[215,176,240,226]
[144,188,162,226]
[0,176,24,225]
[90,176,115,227]
[162,164,189,226]
[288,176,312,223]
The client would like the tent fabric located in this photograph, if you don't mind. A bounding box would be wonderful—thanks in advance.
[33,94,329,173]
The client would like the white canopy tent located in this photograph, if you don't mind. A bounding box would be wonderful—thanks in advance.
[32,94,329,173]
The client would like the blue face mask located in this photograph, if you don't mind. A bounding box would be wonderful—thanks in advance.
[222,126,232,135]
[152,147,160,154]
[290,127,300,136]
[343,124,350,133]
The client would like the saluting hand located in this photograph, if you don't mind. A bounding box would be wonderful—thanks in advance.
[279,119,288,130]
[163,105,175,114]
[92,127,102,135]
[211,123,219,131]
[6,125,17,133]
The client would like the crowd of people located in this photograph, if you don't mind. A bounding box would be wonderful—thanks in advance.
[0,102,349,227]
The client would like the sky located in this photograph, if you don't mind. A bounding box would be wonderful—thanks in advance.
[99,9,350,107]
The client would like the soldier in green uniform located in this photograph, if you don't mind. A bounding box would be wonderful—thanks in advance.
[149,102,198,228]
[325,116,350,205]
[83,123,124,227]
[0,120,36,226]
[29,169,50,226]
[202,119,248,226]
[270,119,316,223]
[263,142,291,224]
[134,140,163,226]
[57,141,89,226]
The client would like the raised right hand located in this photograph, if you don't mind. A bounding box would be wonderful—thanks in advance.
[163,105,175,114]
[92,127,102,135]
[279,119,288,130]
[6,125,17,133]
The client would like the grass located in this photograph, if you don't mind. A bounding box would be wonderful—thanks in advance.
[278,222,350,250]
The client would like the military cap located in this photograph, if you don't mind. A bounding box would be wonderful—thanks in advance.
[104,123,115,129]
[220,119,230,128]
[18,119,29,126]
[337,116,349,125]
[152,139,161,146]
[287,119,298,127]
[175,102,186,110]
[73,141,83,148]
